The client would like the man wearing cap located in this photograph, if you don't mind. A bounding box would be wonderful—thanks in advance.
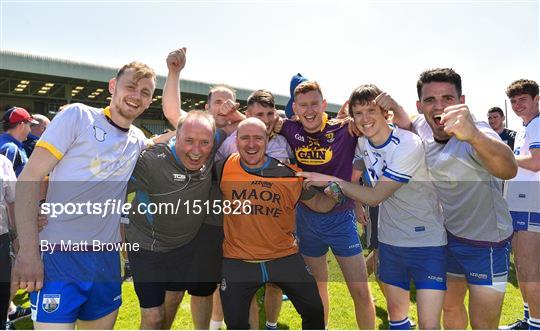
[23,114,51,157]
[284,73,308,119]
[0,107,39,176]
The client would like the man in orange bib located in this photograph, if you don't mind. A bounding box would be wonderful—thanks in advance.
[216,118,335,330]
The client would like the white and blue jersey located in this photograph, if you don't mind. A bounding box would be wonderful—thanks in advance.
[355,127,447,291]
[505,114,540,232]
[354,127,446,248]
[36,103,148,246]
[30,103,148,323]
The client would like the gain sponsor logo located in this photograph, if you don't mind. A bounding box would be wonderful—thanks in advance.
[295,147,333,165]
[42,294,61,313]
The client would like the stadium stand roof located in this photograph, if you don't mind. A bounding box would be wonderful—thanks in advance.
[0,49,340,133]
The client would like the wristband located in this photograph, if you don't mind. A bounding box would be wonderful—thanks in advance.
[326,181,346,205]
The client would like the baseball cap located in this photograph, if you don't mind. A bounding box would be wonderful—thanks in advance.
[284,73,308,119]
[2,107,39,126]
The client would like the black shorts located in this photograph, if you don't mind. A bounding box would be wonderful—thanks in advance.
[220,253,324,330]
[0,234,12,325]
[187,223,224,296]
[364,205,379,250]
[128,224,224,308]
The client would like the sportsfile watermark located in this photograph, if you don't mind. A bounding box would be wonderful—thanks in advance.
[40,199,253,218]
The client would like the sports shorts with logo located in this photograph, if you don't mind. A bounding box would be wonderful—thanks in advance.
[30,250,121,323]
[446,235,510,292]
[378,243,446,291]
[296,203,362,257]
[510,211,540,233]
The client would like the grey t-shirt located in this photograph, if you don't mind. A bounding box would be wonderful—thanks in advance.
[126,133,224,252]
[412,116,513,245]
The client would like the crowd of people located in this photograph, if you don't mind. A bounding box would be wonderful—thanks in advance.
[0,47,538,330]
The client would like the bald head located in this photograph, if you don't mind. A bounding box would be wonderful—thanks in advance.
[31,114,51,137]
[237,117,267,136]
[236,118,268,169]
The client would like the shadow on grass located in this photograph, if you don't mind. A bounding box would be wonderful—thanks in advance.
[375,305,389,329]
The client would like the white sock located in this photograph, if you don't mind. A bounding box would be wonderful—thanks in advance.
[209,320,224,330]
[265,321,277,327]
[8,302,16,315]
[528,317,540,330]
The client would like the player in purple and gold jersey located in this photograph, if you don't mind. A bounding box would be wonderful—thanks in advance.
[277,81,375,329]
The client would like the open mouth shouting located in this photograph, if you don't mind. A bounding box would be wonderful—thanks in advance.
[433,114,444,127]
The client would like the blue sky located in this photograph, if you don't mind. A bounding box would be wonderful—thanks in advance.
[1,0,538,129]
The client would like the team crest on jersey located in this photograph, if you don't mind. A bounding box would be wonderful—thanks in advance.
[42,294,61,313]
[93,126,107,142]
[325,132,335,143]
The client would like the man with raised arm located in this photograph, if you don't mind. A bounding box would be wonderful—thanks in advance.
[392,68,517,329]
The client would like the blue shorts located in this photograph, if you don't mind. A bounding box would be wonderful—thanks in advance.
[296,204,362,257]
[446,237,510,292]
[31,251,122,323]
[511,211,540,233]
[377,243,446,291]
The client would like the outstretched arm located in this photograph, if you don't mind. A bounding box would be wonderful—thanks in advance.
[297,171,403,207]
[162,48,188,128]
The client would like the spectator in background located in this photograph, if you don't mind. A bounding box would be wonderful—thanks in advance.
[23,114,50,157]
[502,79,540,331]
[0,154,16,330]
[0,107,38,176]
[488,107,516,150]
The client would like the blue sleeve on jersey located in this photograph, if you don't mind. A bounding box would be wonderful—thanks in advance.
[383,168,411,183]
[530,142,540,149]
[0,144,18,164]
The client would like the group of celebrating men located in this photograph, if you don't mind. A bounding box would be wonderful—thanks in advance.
[1,47,538,330]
